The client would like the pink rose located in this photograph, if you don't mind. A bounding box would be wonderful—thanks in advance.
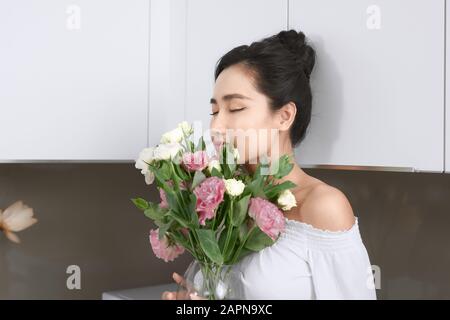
[248,197,285,240]
[182,151,209,172]
[158,180,188,209]
[193,176,225,226]
[149,228,185,262]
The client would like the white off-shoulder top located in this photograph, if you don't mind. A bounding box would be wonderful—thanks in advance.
[234,216,377,300]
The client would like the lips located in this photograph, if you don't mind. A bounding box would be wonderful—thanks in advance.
[211,134,224,152]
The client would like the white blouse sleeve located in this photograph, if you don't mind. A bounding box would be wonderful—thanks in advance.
[305,218,377,300]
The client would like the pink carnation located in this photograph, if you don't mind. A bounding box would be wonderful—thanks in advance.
[248,197,285,240]
[159,180,188,209]
[182,150,209,172]
[149,228,185,262]
[193,176,225,226]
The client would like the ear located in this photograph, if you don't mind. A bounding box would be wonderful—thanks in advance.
[276,102,297,132]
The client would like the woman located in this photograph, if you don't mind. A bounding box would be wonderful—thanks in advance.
[162,29,377,300]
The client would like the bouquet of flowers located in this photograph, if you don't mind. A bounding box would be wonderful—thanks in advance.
[132,121,298,300]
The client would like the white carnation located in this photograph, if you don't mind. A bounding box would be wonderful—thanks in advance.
[135,147,155,175]
[277,189,297,211]
[178,121,193,136]
[160,127,184,144]
[224,178,245,197]
[153,142,183,161]
[208,159,221,173]
[144,171,155,185]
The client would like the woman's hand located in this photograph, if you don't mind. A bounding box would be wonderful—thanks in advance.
[161,272,206,300]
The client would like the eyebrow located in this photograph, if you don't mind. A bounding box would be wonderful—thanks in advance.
[210,93,252,105]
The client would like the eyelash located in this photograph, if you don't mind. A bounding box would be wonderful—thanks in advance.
[210,108,245,116]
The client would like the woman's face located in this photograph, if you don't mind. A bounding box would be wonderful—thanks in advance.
[209,64,279,165]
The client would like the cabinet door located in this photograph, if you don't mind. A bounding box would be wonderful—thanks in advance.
[148,0,187,147]
[0,0,149,161]
[184,0,287,135]
[290,0,445,172]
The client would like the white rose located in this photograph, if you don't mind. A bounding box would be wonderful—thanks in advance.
[224,178,245,197]
[178,121,193,136]
[277,189,297,211]
[160,127,184,144]
[207,159,221,174]
[153,142,183,161]
[135,147,155,175]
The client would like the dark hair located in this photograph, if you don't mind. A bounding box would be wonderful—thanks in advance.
[214,29,316,147]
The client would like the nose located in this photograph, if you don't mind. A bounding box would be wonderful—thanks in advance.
[210,128,225,151]
[210,115,227,144]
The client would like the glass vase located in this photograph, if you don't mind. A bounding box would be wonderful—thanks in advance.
[176,260,245,300]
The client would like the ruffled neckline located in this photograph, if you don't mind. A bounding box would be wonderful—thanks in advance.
[283,216,359,235]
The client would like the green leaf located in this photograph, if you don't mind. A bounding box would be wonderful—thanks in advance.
[238,222,249,242]
[231,194,251,227]
[270,154,294,179]
[234,247,252,262]
[264,181,297,199]
[224,227,239,263]
[166,210,190,229]
[171,230,190,251]
[173,162,190,180]
[253,161,268,180]
[187,192,199,227]
[188,140,195,152]
[195,135,206,151]
[247,176,266,198]
[153,169,169,189]
[220,142,236,179]
[158,221,173,240]
[210,167,223,178]
[158,161,172,180]
[191,170,206,190]
[164,189,179,210]
[131,198,149,211]
[244,227,274,251]
[218,227,228,252]
[195,229,224,265]
[144,202,165,221]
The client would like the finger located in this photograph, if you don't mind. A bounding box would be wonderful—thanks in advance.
[172,272,187,287]
[161,291,176,300]
[176,289,191,300]
[190,293,207,300]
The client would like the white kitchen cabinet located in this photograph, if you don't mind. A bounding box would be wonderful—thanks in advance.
[289,0,445,172]
[0,0,149,161]
[147,0,187,147]
[183,0,288,136]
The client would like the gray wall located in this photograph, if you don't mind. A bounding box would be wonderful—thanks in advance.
[0,164,449,299]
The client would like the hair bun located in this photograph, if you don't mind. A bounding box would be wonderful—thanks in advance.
[277,29,315,80]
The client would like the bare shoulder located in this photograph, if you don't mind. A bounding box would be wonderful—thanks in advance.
[298,183,356,232]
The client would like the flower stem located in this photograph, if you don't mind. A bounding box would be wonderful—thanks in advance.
[230,224,257,264]
[222,198,234,260]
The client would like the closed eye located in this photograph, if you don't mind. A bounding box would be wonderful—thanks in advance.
[209,108,245,116]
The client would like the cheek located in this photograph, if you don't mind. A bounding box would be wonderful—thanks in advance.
[231,110,276,163]
[233,108,270,130]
